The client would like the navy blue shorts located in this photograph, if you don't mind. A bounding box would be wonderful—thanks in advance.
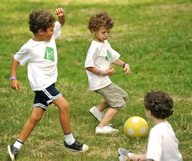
[33,84,62,110]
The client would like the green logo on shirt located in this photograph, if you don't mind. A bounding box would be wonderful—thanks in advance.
[44,47,54,61]
[105,49,111,62]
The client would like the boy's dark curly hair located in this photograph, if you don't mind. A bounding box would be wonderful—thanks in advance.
[88,12,114,33]
[29,10,55,34]
[144,91,174,119]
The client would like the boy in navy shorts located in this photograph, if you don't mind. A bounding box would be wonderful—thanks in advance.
[8,8,88,161]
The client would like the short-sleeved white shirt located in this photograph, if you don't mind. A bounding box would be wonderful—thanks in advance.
[84,40,120,91]
[14,21,61,91]
[147,121,183,161]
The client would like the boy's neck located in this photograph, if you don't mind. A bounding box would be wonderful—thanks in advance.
[152,117,166,126]
[94,38,105,43]
[32,35,45,41]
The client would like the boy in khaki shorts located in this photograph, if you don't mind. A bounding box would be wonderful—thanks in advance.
[84,12,131,134]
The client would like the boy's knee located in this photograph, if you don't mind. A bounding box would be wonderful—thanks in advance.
[30,113,43,123]
[60,101,70,112]
[113,100,127,110]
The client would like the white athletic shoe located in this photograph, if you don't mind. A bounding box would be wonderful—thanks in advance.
[118,148,130,161]
[89,106,104,121]
[96,125,119,134]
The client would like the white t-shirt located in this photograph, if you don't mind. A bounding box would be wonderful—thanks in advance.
[84,40,120,91]
[14,21,61,91]
[147,121,183,161]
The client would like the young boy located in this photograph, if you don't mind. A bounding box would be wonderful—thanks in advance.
[8,8,88,161]
[118,91,183,161]
[84,12,131,134]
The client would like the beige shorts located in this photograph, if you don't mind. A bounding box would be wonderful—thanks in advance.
[95,83,128,109]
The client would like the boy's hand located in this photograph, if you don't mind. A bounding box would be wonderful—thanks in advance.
[106,67,115,76]
[55,8,65,26]
[10,80,20,91]
[55,8,65,17]
[123,63,131,74]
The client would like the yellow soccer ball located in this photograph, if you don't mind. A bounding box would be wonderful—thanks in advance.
[124,116,149,138]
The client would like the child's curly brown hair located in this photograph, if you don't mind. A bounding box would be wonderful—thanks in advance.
[88,12,114,33]
[144,91,174,119]
[29,10,55,34]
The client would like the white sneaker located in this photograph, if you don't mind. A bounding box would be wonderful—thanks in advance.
[89,106,104,121]
[118,148,130,161]
[119,155,127,161]
[96,125,119,134]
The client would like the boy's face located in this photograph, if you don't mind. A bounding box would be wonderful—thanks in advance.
[94,27,110,42]
[39,23,55,41]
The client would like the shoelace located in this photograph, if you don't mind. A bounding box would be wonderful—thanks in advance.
[12,147,19,155]
[74,141,82,147]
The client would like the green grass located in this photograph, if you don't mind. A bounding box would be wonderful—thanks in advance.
[0,0,192,160]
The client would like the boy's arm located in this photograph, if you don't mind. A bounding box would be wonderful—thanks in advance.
[86,66,115,76]
[113,59,131,74]
[10,57,20,91]
[55,8,65,26]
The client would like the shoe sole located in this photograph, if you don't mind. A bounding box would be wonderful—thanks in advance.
[96,130,119,135]
[89,110,102,122]
[65,145,89,153]
[118,148,124,156]
[7,145,15,161]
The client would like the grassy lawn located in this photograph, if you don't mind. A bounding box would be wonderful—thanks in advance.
[0,0,191,160]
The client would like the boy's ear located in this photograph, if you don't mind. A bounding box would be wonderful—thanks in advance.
[146,109,152,118]
[148,110,152,116]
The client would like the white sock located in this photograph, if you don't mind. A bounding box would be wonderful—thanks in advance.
[13,139,23,150]
[64,133,75,145]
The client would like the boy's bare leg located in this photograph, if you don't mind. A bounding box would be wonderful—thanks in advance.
[53,96,89,152]
[18,107,44,142]
[97,101,109,112]
[8,108,44,161]
[98,107,118,127]
[53,96,71,134]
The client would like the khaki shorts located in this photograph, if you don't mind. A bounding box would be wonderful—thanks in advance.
[95,83,128,109]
